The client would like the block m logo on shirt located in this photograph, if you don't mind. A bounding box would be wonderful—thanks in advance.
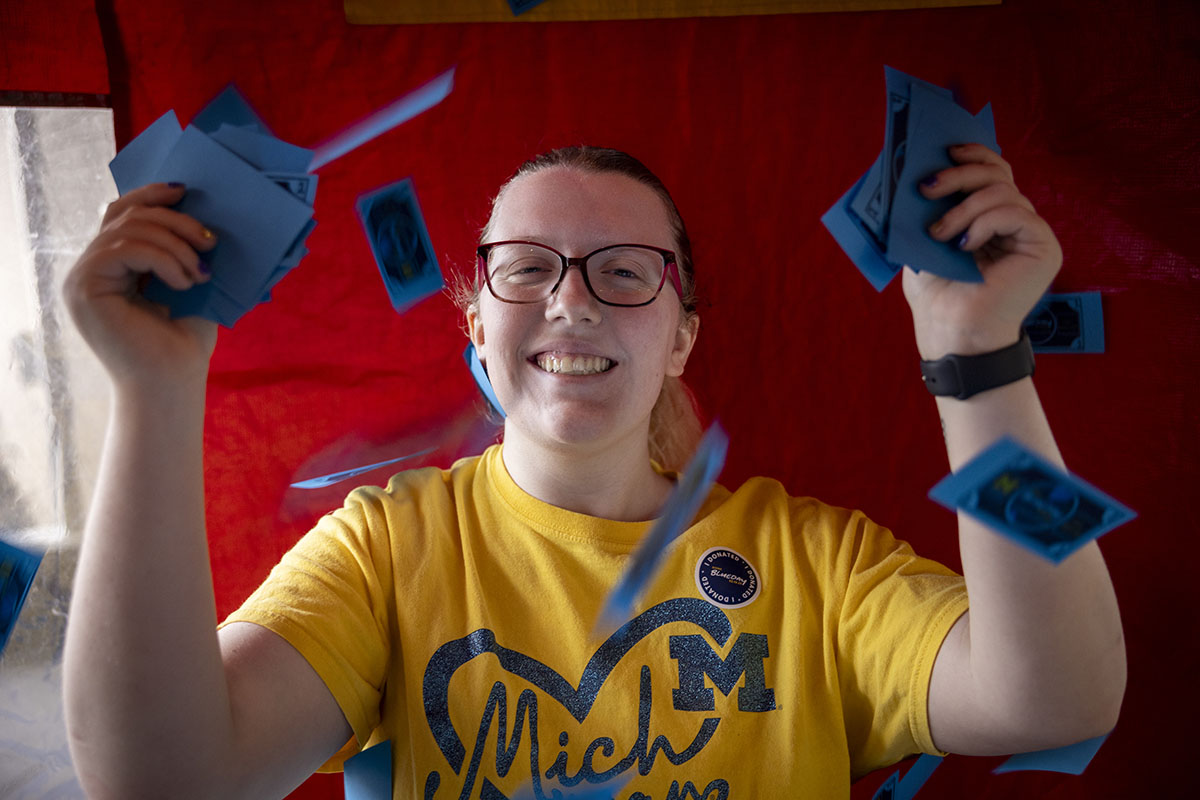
[669,633,776,713]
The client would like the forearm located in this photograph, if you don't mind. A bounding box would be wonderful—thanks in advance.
[64,381,235,797]
[939,378,1126,741]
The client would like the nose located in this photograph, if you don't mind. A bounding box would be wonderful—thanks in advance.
[546,263,601,324]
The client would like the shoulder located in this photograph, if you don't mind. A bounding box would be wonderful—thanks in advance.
[712,474,874,533]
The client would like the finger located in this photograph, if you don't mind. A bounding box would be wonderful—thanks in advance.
[947,142,1013,175]
[956,204,1060,259]
[105,217,213,283]
[106,201,219,252]
[108,204,219,254]
[919,162,1018,200]
[926,183,1037,242]
[89,237,202,292]
[101,182,189,225]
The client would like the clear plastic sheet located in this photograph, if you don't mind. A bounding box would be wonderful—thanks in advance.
[0,106,115,798]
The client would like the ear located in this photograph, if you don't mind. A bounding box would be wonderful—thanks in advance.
[666,313,699,378]
[466,304,485,358]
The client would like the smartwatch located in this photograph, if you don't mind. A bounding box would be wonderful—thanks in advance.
[920,331,1035,400]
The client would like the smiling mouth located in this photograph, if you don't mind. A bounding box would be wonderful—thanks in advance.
[534,353,615,375]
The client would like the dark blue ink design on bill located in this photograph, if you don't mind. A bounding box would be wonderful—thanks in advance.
[1022,292,1105,353]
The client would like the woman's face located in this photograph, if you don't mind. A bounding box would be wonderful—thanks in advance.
[468,167,698,451]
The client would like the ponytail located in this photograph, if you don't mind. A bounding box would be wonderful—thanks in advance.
[648,375,704,472]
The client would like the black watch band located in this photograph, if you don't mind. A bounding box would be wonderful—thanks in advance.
[920,331,1035,400]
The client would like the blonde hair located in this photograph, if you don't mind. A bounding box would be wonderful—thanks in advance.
[455,146,705,470]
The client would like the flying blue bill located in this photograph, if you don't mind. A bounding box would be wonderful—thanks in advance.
[357,178,445,314]
[994,732,1109,775]
[929,438,1136,563]
[464,342,505,418]
[872,754,942,800]
[344,740,391,800]
[596,424,729,634]
[309,67,455,171]
[1023,292,1105,353]
[0,539,43,656]
[289,446,438,489]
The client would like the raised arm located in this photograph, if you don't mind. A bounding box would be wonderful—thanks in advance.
[62,183,351,799]
[904,145,1126,755]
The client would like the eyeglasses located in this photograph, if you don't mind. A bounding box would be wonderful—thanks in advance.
[477,240,683,308]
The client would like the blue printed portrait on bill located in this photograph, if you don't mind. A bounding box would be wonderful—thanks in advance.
[929,438,1136,563]
[1022,292,1105,353]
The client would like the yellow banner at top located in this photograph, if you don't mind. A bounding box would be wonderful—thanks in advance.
[345,0,999,25]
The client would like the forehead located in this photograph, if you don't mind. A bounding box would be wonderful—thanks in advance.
[488,167,674,253]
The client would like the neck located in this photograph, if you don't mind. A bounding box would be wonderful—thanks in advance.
[499,422,672,521]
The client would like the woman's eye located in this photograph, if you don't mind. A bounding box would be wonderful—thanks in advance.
[499,260,554,280]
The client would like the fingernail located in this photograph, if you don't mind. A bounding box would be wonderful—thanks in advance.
[928,220,945,237]
[198,260,212,275]
[200,227,215,240]
[168,181,186,189]
[956,232,970,249]
[920,174,938,188]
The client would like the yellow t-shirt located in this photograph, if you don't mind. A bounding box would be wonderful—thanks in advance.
[222,444,967,798]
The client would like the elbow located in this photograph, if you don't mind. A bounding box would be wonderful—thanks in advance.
[1046,632,1127,744]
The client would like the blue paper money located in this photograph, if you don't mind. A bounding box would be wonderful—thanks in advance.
[289,446,437,489]
[1023,292,1105,353]
[872,754,943,800]
[0,539,43,656]
[507,0,550,15]
[464,342,505,418]
[596,424,729,634]
[356,178,445,314]
[308,67,455,171]
[929,438,1136,563]
[344,740,391,800]
[994,732,1109,775]
[823,66,999,290]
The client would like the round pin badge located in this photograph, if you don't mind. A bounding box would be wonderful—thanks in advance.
[695,547,761,608]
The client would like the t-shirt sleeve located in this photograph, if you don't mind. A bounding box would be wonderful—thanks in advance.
[830,508,968,777]
[219,485,398,764]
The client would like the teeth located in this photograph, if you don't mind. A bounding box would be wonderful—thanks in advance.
[536,354,613,375]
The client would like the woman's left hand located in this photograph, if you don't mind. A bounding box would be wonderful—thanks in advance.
[901,143,1062,360]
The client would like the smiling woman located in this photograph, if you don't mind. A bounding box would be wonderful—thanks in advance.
[459,146,705,475]
[62,141,1123,799]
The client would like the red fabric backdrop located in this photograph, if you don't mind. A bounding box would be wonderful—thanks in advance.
[28,0,1200,796]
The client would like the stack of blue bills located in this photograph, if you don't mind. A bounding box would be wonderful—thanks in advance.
[823,66,999,291]
[109,87,318,327]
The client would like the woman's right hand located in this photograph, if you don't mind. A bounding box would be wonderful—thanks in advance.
[64,182,220,389]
